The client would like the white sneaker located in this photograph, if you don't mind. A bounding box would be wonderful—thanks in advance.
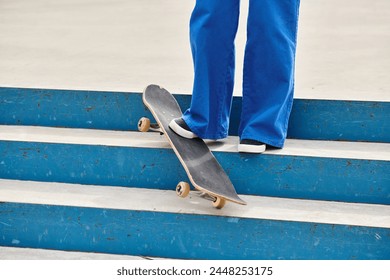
[169,118,198,139]
[238,139,266,154]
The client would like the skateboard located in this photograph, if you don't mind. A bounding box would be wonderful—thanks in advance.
[138,84,246,209]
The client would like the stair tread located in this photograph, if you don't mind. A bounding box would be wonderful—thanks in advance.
[1,125,389,161]
[0,246,161,260]
[1,179,389,228]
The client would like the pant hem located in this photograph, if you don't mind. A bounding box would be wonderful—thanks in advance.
[240,135,285,149]
[182,116,228,140]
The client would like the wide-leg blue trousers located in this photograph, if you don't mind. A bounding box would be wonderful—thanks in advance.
[182,0,301,148]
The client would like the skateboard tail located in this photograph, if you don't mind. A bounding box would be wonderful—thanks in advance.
[166,135,247,206]
[187,180,247,205]
[187,172,247,205]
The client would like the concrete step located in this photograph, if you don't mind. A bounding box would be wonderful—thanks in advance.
[1,87,389,143]
[1,125,389,204]
[0,179,389,259]
[0,246,157,260]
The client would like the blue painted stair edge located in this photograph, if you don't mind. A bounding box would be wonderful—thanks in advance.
[1,140,388,205]
[0,202,389,260]
[1,87,389,143]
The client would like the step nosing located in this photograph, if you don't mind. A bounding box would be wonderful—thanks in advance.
[1,125,389,161]
[1,179,389,229]
[0,246,161,260]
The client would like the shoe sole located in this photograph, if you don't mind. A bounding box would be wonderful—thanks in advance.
[238,144,266,154]
[168,119,198,139]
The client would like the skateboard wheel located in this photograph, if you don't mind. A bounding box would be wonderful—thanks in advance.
[176,181,190,198]
[212,197,226,209]
[138,117,151,132]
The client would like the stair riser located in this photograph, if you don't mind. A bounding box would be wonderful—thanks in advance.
[1,87,389,142]
[1,141,388,204]
[0,202,389,260]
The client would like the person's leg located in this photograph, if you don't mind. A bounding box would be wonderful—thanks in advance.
[179,0,240,140]
[239,0,301,149]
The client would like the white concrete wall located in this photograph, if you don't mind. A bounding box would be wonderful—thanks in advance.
[0,0,389,101]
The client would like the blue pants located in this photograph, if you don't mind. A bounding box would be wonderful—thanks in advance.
[182,0,301,148]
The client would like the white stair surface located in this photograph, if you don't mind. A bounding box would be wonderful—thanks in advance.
[1,125,389,161]
[1,179,389,229]
[0,246,157,260]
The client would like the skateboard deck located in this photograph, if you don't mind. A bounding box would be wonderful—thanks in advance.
[139,84,246,208]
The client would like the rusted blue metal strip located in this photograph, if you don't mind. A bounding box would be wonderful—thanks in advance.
[0,202,389,260]
[0,141,388,205]
[1,87,389,142]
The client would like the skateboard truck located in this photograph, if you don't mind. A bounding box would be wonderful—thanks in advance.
[176,181,226,209]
